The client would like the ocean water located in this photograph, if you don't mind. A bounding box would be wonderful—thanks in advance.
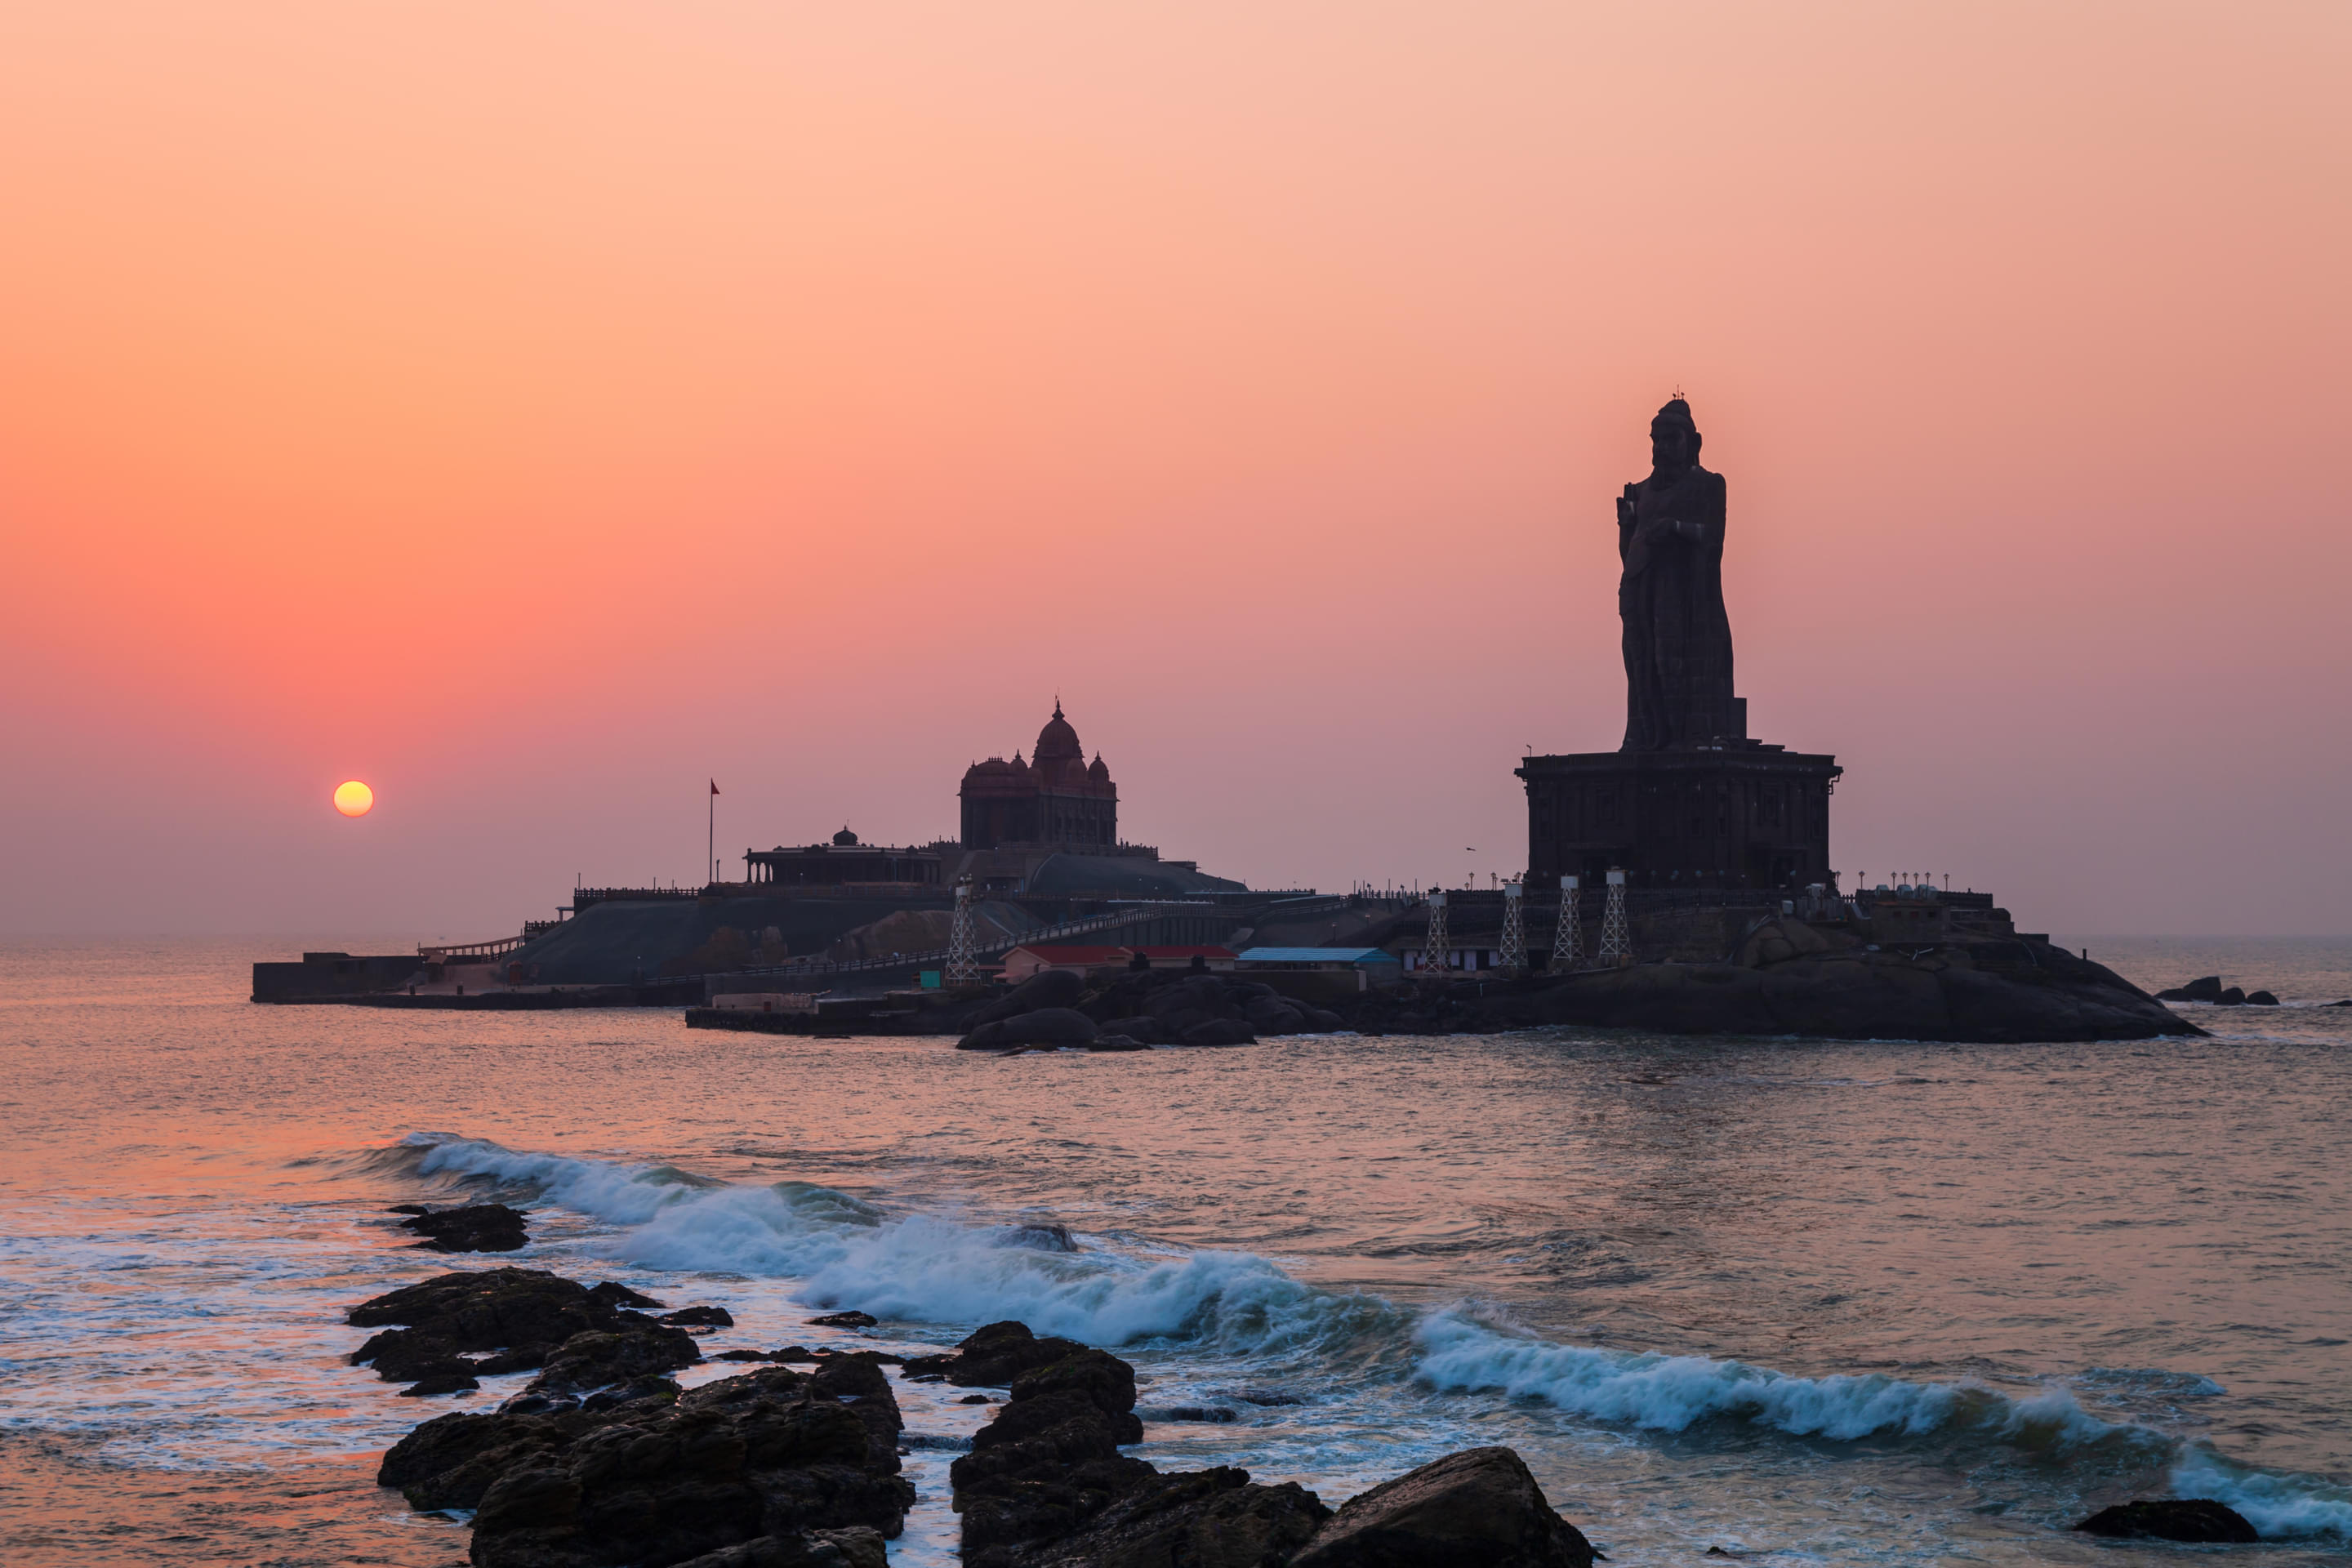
[2,935,2350,1566]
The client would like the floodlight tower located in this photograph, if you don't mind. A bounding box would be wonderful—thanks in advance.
[1499,881,1526,973]
[1597,868,1632,967]
[1550,875,1584,973]
[1421,889,1450,980]
[944,875,981,988]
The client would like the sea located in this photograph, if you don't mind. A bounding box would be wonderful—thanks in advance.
[2,935,2349,1567]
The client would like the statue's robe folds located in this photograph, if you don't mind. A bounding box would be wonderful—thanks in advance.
[1618,463,1735,751]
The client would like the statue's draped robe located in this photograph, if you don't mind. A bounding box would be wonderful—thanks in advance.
[1618,463,1736,751]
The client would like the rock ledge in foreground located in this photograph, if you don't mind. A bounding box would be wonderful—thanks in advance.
[2073,1499,2258,1543]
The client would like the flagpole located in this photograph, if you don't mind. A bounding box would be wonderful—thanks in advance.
[707,780,715,890]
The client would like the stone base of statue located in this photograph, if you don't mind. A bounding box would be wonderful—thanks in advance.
[1518,740,1842,892]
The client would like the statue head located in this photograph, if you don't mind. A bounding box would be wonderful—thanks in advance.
[1650,399,1701,476]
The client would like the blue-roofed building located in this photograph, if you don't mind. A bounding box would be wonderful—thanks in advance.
[1235,947,1403,995]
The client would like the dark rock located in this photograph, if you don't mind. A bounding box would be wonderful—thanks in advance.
[960,1008,1100,1051]
[951,1343,1156,1566]
[997,1223,1079,1253]
[351,1268,649,1391]
[2329,1000,2352,1007]
[1179,1018,1256,1046]
[388,1203,434,1215]
[1245,996,1309,1035]
[901,1320,1086,1387]
[523,1323,703,1395]
[1333,943,2202,1044]
[2247,990,2279,1005]
[1147,1406,1239,1423]
[969,969,1086,1026]
[808,1311,877,1328]
[1019,1467,1330,1568]
[1290,1446,1602,1568]
[2073,1499,2259,1543]
[588,1281,666,1309]
[400,1368,482,1397]
[668,1530,889,1568]
[662,1305,737,1328]
[1094,1018,1164,1045]
[2178,976,2226,1003]
[382,1361,915,1568]
[2216,986,2247,1005]
[1087,1035,1149,1053]
[960,1394,995,1405]
[398,1202,530,1254]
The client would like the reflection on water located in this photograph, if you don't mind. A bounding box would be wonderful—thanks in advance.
[2,937,2349,1566]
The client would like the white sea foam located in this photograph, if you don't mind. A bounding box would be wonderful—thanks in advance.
[408,1134,1395,1354]
[2171,1450,2352,1539]
[1413,1309,2128,1452]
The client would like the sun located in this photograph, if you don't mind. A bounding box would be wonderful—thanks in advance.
[333,780,375,817]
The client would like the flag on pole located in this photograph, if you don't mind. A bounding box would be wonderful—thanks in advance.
[710,780,719,795]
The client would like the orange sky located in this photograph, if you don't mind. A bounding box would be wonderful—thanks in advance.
[2,1,2346,938]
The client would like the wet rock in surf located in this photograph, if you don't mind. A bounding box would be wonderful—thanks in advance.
[1289,1446,1602,1568]
[951,1343,1156,1565]
[380,1361,915,1567]
[996,1223,1079,1252]
[660,1305,737,1328]
[347,1267,708,1393]
[901,1320,1086,1387]
[522,1322,702,1396]
[2156,976,2225,1002]
[667,1530,889,1568]
[397,1202,530,1253]
[2073,1499,2258,1543]
[808,1310,877,1328]
[588,1281,665,1309]
[1018,1467,1331,1568]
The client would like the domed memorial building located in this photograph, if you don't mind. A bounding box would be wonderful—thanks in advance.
[959,702,1118,851]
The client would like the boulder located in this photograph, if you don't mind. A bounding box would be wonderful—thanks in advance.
[1088,1035,1150,1052]
[349,1268,713,1394]
[996,1223,1080,1252]
[969,969,1086,1027]
[808,1311,877,1328]
[1094,1018,1164,1044]
[2169,976,2226,1002]
[1021,1467,1330,1568]
[662,1306,737,1328]
[381,1362,915,1568]
[398,1202,530,1254]
[1245,996,1309,1035]
[589,1281,666,1309]
[1179,1018,1257,1047]
[1290,1446,1601,1568]
[2247,990,2279,1006]
[2216,986,2247,1005]
[960,1009,1101,1050]
[902,1321,1088,1387]
[951,1346,1156,1566]
[2073,1499,2258,1543]
[523,1323,702,1394]
[670,1530,890,1568]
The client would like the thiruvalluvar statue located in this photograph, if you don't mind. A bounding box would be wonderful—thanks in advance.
[1615,398,1739,751]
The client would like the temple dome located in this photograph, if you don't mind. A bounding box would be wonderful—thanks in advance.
[1035,702,1083,764]
[1088,753,1110,783]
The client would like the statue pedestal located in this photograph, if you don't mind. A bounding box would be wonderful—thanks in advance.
[1517,744,1842,892]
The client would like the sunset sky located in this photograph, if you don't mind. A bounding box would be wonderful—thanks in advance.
[2,1,2345,939]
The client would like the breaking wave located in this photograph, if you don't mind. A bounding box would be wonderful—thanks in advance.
[393,1134,2352,1538]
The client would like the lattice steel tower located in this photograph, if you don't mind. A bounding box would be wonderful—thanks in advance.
[1597,867,1632,967]
[1421,889,1450,980]
[1499,882,1526,973]
[944,875,982,988]
[1550,875,1584,973]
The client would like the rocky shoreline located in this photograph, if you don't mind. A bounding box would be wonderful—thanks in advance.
[346,1266,2264,1563]
[691,933,2199,1049]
